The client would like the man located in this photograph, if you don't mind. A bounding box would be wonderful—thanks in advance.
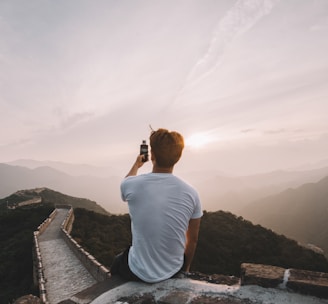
[111,128,202,283]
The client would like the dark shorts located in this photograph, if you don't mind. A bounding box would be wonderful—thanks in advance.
[110,247,142,281]
[110,246,185,282]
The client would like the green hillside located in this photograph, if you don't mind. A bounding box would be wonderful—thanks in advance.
[0,205,54,303]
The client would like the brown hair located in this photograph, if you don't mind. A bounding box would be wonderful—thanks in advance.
[150,128,184,168]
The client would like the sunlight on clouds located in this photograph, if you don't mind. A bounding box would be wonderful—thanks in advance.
[185,132,218,149]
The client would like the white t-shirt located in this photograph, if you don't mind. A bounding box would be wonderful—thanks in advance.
[120,173,202,283]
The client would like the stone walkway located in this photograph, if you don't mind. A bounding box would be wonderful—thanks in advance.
[38,209,97,304]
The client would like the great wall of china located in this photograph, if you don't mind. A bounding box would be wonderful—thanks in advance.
[15,207,328,304]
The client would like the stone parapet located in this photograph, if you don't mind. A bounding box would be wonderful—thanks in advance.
[241,263,328,299]
[37,209,57,234]
[60,209,111,282]
[288,268,328,299]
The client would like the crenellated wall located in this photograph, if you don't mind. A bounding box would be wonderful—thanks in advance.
[60,208,111,282]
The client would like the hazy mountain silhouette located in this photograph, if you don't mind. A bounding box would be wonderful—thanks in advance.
[0,187,108,215]
[0,163,122,213]
[240,176,328,255]
[192,167,328,213]
[2,161,328,214]
[6,159,116,177]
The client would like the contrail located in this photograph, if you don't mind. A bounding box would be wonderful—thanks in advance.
[173,0,281,104]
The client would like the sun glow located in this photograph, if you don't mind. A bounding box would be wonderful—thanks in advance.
[185,132,215,149]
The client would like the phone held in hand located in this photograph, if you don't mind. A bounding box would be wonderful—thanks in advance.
[140,140,148,162]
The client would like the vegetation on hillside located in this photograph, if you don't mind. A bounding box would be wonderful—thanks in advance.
[72,208,131,266]
[71,208,328,276]
[194,211,328,275]
[0,205,54,304]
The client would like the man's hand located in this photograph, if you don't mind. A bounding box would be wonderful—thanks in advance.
[125,154,147,177]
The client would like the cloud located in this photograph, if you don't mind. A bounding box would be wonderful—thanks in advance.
[173,0,281,103]
[264,129,286,135]
[241,129,255,133]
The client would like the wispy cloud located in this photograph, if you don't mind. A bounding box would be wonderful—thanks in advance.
[173,0,281,103]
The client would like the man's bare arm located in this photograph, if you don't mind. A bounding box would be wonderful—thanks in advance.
[125,155,145,177]
[183,217,201,272]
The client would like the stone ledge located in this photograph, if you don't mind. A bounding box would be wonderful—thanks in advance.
[240,263,285,288]
[288,268,328,299]
[241,263,328,299]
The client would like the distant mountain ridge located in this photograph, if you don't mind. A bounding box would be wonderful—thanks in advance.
[6,159,117,177]
[0,163,122,213]
[184,166,328,213]
[0,187,109,215]
[240,176,328,255]
[2,161,328,214]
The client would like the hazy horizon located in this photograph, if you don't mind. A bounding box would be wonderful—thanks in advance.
[1,0,328,176]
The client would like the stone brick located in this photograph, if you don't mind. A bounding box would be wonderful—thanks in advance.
[287,268,328,299]
[190,295,255,304]
[117,293,156,304]
[240,263,285,288]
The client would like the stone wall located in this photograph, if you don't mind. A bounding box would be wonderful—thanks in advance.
[60,208,111,282]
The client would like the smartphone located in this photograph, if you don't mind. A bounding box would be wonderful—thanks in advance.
[140,140,148,162]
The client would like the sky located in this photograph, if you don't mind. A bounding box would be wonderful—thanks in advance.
[1,0,328,176]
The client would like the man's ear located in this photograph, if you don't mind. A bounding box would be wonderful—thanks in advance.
[151,151,156,163]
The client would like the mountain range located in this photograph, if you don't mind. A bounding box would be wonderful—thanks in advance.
[0,163,123,213]
[2,160,328,215]
[239,176,328,255]
[0,187,108,215]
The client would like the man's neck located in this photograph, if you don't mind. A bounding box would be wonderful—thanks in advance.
[152,166,173,173]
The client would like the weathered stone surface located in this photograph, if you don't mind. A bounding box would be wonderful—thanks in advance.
[38,209,97,303]
[70,276,126,303]
[190,295,254,304]
[186,272,240,285]
[240,263,285,288]
[13,294,41,304]
[287,268,328,299]
[157,290,192,304]
[117,293,156,304]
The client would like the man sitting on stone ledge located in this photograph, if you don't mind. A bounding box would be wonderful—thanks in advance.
[111,128,203,283]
